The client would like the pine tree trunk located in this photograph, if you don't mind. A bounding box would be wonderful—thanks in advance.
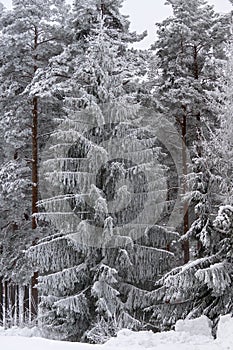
[193,45,203,255]
[9,284,16,325]
[193,45,202,157]
[23,285,29,323]
[14,286,18,326]
[180,38,190,263]
[193,45,199,80]
[31,273,38,319]
[182,112,190,263]
[3,281,8,329]
[19,285,24,327]
[0,278,3,325]
[31,25,39,320]
[32,95,38,230]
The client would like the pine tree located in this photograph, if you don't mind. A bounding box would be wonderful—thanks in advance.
[0,3,3,19]
[150,0,230,262]
[28,0,179,342]
[0,0,70,323]
[143,21,233,333]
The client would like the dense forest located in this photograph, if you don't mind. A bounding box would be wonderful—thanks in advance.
[0,0,232,344]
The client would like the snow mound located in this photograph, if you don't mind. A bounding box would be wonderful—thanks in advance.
[105,316,214,349]
[216,314,233,349]
[0,315,232,350]
[175,315,212,338]
[0,326,41,338]
[0,336,97,350]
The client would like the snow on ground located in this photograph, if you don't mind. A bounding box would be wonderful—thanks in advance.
[0,325,41,337]
[0,315,232,350]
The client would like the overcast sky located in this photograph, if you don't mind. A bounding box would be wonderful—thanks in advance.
[1,0,232,49]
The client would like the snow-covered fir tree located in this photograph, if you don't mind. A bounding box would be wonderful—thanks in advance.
[27,0,180,342]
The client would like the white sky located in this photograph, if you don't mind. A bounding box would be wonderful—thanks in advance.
[0,0,232,49]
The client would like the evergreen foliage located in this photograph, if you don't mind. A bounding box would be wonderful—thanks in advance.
[27,0,179,342]
[0,0,70,282]
[0,0,232,342]
[144,17,233,332]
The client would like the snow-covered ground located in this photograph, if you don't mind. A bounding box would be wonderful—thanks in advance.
[0,315,232,350]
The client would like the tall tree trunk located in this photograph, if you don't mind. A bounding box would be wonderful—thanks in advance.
[31,25,39,320]
[32,95,38,230]
[182,112,190,263]
[0,278,3,324]
[3,281,8,329]
[193,45,199,80]
[193,45,203,258]
[31,274,38,319]
[9,284,16,325]
[14,286,19,326]
[193,45,202,157]
[18,285,24,327]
